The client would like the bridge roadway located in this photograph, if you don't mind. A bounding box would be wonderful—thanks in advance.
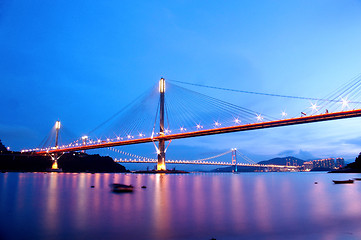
[37,109,361,154]
[114,159,299,169]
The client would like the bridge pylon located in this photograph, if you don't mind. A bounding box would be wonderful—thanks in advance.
[157,77,166,171]
[232,148,237,172]
[52,121,61,170]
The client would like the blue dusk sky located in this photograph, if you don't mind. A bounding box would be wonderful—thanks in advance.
[1,1,361,168]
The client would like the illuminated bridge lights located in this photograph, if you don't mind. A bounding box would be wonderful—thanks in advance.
[341,97,350,109]
[35,109,361,155]
[256,114,263,121]
[214,121,221,127]
[310,102,319,112]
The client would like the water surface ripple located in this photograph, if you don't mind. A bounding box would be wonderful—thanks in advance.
[1,172,361,240]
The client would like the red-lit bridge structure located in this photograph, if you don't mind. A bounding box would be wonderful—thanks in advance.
[26,76,361,170]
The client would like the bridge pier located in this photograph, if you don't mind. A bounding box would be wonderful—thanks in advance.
[157,139,166,170]
[157,78,166,171]
[51,154,60,169]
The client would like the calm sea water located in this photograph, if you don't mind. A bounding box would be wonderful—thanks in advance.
[1,172,361,240]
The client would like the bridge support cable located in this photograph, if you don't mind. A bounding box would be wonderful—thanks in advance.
[323,74,361,103]
[88,84,160,143]
[190,150,232,162]
[164,140,172,153]
[88,85,155,135]
[165,83,275,133]
[171,83,273,121]
[169,75,361,119]
[168,74,361,104]
[296,74,361,117]
[292,74,361,117]
[38,127,56,150]
[107,147,156,161]
[236,151,257,165]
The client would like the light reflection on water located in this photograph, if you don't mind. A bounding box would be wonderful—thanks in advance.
[1,172,361,240]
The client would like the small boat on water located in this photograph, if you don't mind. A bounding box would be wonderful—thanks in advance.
[332,179,354,184]
[110,183,134,192]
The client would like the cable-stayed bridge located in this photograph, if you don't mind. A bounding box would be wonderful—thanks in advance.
[25,75,361,170]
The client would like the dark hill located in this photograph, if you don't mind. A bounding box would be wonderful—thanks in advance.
[330,152,361,173]
[0,139,8,152]
[0,152,51,172]
[258,156,304,166]
[346,152,361,170]
[58,152,127,173]
[0,151,127,173]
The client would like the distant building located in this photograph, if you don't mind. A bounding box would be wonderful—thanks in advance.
[303,161,313,171]
[302,157,343,170]
[312,158,335,169]
[335,158,345,168]
[286,157,298,166]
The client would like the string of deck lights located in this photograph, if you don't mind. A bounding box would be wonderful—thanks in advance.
[21,97,357,153]
[107,147,250,164]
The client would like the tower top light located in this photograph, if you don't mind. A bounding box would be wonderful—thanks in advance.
[159,78,165,93]
[55,121,61,130]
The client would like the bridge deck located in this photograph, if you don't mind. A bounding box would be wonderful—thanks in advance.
[36,109,361,154]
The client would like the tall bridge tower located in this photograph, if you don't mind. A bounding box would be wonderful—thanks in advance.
[232,148,237,172]
[157,77,166,171]
[51,121,61,169]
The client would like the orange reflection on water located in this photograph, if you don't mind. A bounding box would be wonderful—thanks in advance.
[253,176,272,232]
[278,178,295,222]
[309,180,331,224]
[44,173,60,234]
[230,174,247,232]
[340,183,361,217]
[210,174,227,231]
[152,174,172,239]
[193,174,207,231]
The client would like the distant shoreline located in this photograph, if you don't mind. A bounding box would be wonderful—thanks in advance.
[0,151,128,173]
